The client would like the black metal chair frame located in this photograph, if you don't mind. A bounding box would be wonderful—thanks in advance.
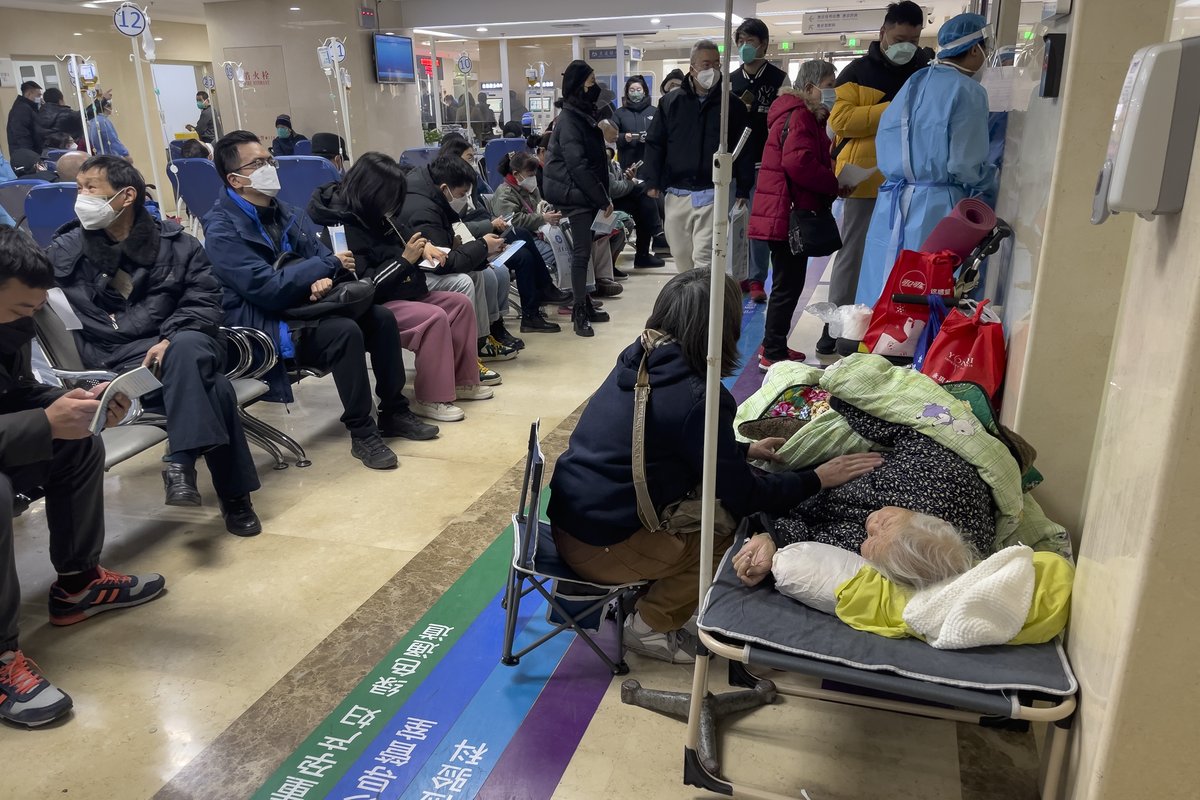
[500,420,646,676]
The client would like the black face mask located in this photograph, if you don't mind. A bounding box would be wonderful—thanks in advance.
[0,316,36,356]
[583,85,602,105]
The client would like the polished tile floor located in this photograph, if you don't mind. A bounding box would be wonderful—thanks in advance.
[6,255,1042,799]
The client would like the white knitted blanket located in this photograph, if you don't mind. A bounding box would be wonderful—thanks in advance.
[903,545,1035,649]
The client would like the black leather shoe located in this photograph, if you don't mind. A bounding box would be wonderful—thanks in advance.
[379,410,439,441]
[219,495,262,537]
[612,266,629,280]
[634,253,666,268]
[572,303,594,337]
[162,464,201,507]
[539,286,571,305]
[520,314,562,333]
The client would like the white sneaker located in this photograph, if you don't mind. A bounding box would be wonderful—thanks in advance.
[623,613,697,664]
[455,384,495,401]
[410,401,465,422]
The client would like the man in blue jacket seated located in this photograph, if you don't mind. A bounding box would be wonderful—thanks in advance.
[48,155,262,536]
[203,131,437,470]
[0,227,165,727]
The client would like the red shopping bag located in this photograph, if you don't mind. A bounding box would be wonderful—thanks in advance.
[860,250,959,359]
[920,299,1007,401]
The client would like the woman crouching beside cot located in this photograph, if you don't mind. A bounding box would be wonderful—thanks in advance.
[547,269,882,664]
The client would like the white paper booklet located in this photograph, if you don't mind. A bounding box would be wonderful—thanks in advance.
[90,366,162,434]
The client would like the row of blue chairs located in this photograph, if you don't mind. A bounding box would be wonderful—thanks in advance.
[6,139,529,247]
[169,155,342,227]
[0,180,76,247]
[400,138,527,191]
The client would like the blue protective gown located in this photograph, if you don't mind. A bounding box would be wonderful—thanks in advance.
[855,63,997,305]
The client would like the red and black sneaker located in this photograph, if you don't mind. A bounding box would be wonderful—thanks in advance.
[758,346,807,373]
[48,567,166,627]
[0,650,73,727]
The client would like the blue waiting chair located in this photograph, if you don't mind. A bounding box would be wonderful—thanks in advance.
[0,178,50,233]
[169,159,222,233]
[25,183,79,247]
[399,146,440,169]
[483,138,527,190]
[45,149,76,166]
[275,156,341,211]
[293,139,312,156]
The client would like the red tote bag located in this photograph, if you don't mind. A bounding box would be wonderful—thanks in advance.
[920,299,1007,401]
[860,250,959,359]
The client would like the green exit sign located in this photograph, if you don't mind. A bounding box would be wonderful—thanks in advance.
[1023,30,1035,40]
[846,37,859,47]
[718,44,724,53]
[780,41,790,51]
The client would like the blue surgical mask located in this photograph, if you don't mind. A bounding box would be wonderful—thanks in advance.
[821,88,837,110]
[196,101,206,110]
[276,127,289,138]
[739,43,759,64]
[885,42,918,65]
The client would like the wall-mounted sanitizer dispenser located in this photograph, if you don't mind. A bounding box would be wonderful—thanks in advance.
[1092,36,1200,224]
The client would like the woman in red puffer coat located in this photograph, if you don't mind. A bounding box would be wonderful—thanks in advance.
[749,60,845,371]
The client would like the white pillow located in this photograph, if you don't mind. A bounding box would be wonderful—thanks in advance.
[771,541,868,615]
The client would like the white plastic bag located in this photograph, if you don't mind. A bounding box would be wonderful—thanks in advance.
[726,204,749,281]
[804,302,873,340]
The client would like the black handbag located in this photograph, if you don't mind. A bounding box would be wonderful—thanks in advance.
[788,208,843,257]
[778,110,844,258]
[274,252,376,321]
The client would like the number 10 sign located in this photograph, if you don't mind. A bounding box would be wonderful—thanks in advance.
[113,3,148,38]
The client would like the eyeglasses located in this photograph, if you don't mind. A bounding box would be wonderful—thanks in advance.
[234,156,277,172]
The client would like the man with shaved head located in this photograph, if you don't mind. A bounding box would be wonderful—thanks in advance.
[54,151,88,184]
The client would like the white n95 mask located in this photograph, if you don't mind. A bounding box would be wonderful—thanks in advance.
[74,192,124,231]
[695,68,718,90]
[245,164,281,197]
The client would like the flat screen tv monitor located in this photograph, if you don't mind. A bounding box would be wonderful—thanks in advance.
[374,34,415,84]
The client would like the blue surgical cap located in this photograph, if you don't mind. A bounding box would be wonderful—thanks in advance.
[938,13,989,59]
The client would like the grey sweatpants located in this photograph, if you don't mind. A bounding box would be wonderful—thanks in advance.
[829,196,877,307]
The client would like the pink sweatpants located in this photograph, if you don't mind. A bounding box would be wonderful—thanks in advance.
[383,291,478,404]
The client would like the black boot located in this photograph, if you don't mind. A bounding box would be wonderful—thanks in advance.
[539,285,571,304]
[585,295,610,323]
[572,303,594,337]
[162,463,201,507]
[816,324,837,356]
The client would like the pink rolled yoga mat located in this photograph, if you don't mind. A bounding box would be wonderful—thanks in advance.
[921,198,997,261]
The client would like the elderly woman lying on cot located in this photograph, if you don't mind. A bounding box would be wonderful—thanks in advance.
[733,396,997,590]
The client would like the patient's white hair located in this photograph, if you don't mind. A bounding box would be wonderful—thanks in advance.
[872,513,977,589]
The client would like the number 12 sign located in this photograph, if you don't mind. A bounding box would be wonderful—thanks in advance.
[114,4,148,38]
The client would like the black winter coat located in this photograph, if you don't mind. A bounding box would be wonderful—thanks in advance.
[397,165,490,276]
[7,96,44,154]
[48,212,224,369]
[642,76,756,198]
[40,103,84,142]
[0,340,68,472]
[542,103,610,213]
[307,181,430,303]
[612,98,655,169]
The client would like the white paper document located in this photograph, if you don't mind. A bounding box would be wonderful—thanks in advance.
[837,164,878,190]
[90,366,162,434]
[591,211,618,235]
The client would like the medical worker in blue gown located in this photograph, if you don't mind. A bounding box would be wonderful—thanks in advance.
[855,13,998,305]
